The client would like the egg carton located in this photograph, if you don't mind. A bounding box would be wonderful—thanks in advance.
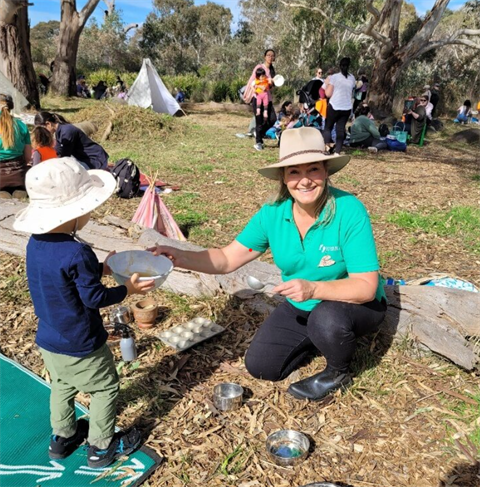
[158,317,225,352]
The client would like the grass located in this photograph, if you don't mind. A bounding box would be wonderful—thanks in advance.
[218,445,247,477]
[387,206,480,252]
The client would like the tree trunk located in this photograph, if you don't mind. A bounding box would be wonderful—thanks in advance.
[51,9,81,97]
[367,49,406,119]
[0,6,40,109]
[51,0,101,97]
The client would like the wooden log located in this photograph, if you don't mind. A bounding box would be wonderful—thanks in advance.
[1,200,478,370]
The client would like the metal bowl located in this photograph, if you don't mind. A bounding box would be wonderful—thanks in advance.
[266,429,310,466]
[213,383,244,411]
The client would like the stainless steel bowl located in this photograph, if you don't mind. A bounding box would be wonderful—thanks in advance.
[266,429,310,466]
[213,383,244,411]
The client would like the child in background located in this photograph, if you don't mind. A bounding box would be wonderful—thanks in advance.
[286,109,302,129]
[252,67,271,122]
[13,158,154,468]
[31,125,56,166]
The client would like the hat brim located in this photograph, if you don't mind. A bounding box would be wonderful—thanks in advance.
[13,170,116,234]
[258,152,351,180]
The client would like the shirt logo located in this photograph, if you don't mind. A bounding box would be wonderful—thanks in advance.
[319,244,339,253]
[319,255,336,267]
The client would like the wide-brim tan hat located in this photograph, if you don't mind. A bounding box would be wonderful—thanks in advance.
[13,157,116,234]
[258,127,350,180]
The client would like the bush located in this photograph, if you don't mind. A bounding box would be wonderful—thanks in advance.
[273,84,295,103]
[212,81,229,102]
[228,78,246,103]
[86,69,137,90]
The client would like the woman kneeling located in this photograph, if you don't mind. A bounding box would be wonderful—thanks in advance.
[149,127,387,401]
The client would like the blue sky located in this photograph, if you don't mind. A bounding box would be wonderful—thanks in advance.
[29,0,468,27]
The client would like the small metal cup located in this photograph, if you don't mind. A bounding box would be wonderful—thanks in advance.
[110,305,132,325]
[266,429,310,466]
[213,383,244,411]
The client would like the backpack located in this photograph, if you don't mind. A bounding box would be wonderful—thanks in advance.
[379,123,390,137]
[111,158,140,199]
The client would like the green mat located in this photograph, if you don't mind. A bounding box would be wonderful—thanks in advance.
[0,353,161,487]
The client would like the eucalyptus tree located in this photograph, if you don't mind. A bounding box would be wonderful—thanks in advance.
[282,0,480,116]
[50,0,101,96]
[0,0,40,107]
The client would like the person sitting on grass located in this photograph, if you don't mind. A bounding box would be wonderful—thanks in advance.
[0,93,31,199]
[31,125,57,166]
[350,105,387,153]
[454,100,472,124]
[148,128,387,402]
[407,96,427,144]
[13,158,154,468]
[34,111,109,170]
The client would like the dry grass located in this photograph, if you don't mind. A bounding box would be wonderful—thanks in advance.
[1,99,480,486]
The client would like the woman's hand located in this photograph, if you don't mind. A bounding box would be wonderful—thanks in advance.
[103,250,116,276]
[272,279,316,302]
[147,245,182,267]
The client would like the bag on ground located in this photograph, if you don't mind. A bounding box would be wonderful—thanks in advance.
[112,158,140,199]
[386,138,407,152]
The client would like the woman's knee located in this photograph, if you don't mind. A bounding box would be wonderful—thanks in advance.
[307,301,351,340]
[244,348,283,382]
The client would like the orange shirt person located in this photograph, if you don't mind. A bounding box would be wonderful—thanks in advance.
[31,126,56,166]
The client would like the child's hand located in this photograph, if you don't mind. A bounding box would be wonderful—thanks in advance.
[103,250,116,276]
[125,273,155,296]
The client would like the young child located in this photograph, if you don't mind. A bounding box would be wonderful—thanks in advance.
[252,67,271,121]
[13,158,155,468]
[31,125,56,166]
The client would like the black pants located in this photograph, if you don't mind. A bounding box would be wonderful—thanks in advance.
[323,104,351,154]
[245,298,387,381]
[252,99,275,144]
[350,135,387,150]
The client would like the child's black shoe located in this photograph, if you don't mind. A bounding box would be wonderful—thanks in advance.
[87,428,142,469]
[49,418,89,459]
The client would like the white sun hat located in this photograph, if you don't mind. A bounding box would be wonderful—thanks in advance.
[13,157,116,234]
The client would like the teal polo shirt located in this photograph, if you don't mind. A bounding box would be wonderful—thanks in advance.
[0,118,31,161]
[236,187,386,311]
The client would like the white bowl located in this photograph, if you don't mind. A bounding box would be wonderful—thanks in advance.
[108,250,173,290]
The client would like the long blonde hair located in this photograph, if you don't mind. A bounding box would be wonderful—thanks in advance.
[0,94,15,149]
[269,162,336,226]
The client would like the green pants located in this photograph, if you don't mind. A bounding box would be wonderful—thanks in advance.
[40,343,119,449]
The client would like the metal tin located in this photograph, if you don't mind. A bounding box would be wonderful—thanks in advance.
[110,305,132,325]
[213,383,244,411]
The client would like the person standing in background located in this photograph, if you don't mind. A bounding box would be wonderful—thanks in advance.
[323,58,356,154]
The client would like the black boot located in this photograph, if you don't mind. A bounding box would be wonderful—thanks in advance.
[287,367,352,401]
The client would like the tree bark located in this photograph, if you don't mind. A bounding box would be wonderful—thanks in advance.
[51,0,101,97]
[0,4,40,108]
[368,53,405,118]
